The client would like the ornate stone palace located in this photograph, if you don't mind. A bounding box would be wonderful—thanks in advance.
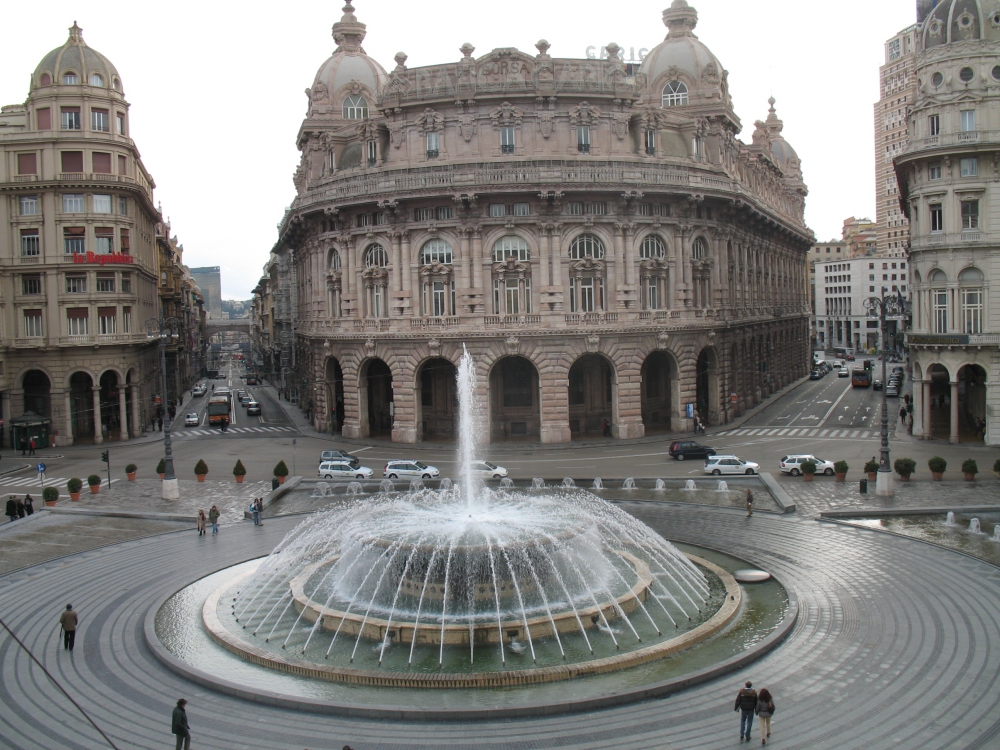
[269,1,814,444]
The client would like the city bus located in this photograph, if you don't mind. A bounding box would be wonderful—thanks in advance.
[207,391,232,425]
[851,368,871,388]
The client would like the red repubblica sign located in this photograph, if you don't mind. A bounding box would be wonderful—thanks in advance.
[72,252,133,265]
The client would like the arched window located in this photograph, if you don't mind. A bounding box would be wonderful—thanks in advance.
[692,237,707,259]
[62,72,79,85]
[928,268,947,283]
[112,78,120,91]
[89,73,104,86]
[662,80,689,107]
[639,235,665,259]
[329,250,341,270]
[365,244,388,268]
[421,239,453,265]
[40,73,51,86]
[343,95,369,120]
[492,236,530,262]
[569,234,605,259]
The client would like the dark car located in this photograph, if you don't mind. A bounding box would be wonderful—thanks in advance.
[669,441,716,461]
[873,379,883,390]
[246,401,261,415]
[810,369,822,380]
[320,449,360,465]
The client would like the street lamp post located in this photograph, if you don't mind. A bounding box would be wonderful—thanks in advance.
[146,316,181,500]
[864,291,907,498]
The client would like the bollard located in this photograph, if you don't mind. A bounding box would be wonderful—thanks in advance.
[272,478,279,491]
[859,478,867,494]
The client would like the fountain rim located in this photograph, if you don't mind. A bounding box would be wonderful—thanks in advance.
[199,553,739,689]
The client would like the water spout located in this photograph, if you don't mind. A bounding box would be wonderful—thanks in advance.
[531,478,546,489]
[683,480,697,491]
[409,479,424,492]
[654,479,665,490]
[379,479,394,493]
[716,481,728,492]
[457,344,480,511]
[991,525,1000,543]
[500,477,514,489]
[346,482,364,496]
[969,517,982,534]
[944,511,957,526]
[311,481,334,498]
[440,478,453,490]
[622,478,636,490]
[592,477,604,490]
[562,477,576,488]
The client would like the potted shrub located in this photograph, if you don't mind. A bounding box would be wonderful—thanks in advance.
[801,459,817,482]
[864,459,879,482]
[194,459,209,482]
[273,460,289,485]
[42,486,59,507]
[894,458,916,481]
[67,478,82,502]
[962,458,978,481]
[87,475,102,494]
[833,460,849,482]
[125,463,137,481]
[156,458,166,480]
[928,456,947,481]
[233,460,247,484]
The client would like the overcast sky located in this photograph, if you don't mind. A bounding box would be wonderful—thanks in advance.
[2,0,918,299]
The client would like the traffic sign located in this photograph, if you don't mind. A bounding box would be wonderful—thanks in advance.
[36,463,46,473]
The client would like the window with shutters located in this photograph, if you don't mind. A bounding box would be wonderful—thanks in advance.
[66,308,89,335]
[17,153,37,175]
[63,227,85,254]
[95,227,113,254]
[98,307,116,334]
[37,108,51,129]
[19,195,39,215]
[60,152,83,173]
[24,310,43,338]
[120,229,130,254]
[92,152,112,174]
[91,108,109,131]
[20,230,40,257]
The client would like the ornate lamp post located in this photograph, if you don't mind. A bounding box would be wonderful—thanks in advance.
[146,316,181,500]
[863,290,907,497]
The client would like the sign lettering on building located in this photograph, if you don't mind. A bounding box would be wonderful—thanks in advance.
[72,252,134,265]
[906,334,969,346]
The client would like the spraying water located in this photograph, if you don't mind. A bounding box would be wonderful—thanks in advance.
[969,518,982,534]
[457,345,480,511]
[944,511,957,526]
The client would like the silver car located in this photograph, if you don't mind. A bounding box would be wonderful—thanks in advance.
[470,460,508,478]
[383,460,440,479]
[318,461,373,479]
[779,454,835,476]
[704,455,760,475]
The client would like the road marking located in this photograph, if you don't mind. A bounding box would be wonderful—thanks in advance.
[819,382,854,427]
[862,431,871,438]
[819,429,829,436]
[850,430,860,438]
[777,429,789,435]
[808,429,819,436]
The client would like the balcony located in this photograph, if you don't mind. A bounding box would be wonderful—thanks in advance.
[13,338,44,347]
[910,231,987,250]
[19,255,40,264]
[12,175,36,183]
[905,130,1000,154]
[565,312,618,325]
[353,319,390,331]
[483,315,542,327]
[410,316,460,329]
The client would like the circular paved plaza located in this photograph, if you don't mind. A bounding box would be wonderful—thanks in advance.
[1,502,998,750]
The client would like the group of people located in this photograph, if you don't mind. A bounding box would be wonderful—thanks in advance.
[5,494,34,522]
[195,505,221,536]
[735,681,776,744]
[19,438,37,456]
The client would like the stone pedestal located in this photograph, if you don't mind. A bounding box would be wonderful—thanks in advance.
[162,477,179,500]
[875,470,893,497]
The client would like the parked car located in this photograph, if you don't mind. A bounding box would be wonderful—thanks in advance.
[886,384,900,397]
[832,360,843,369]
[704,455,760,475]
[669,441,716,460]
[873,379,883,391]
[320,449,359,464]
[810,369,822,380]
[318,461,373,479]
[191,384,207,397]
[246,401,261,415]
[780,454,835,476]
[184,413,200,426]
[383,460,440,479]
[470,460,508,478]
[838,368,850,377]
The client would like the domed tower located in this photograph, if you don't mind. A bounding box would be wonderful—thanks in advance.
[637,1,739,131]
[296,2,388,191]
[761,97,806,196]
[32,21,123,93]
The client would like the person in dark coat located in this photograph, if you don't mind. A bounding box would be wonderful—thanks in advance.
[15,496,26,519]
[5,497,17,523]
[23,494,34,516]
[735,680,758,741]
[171,698,191,750]
[59,604,78,651]
[745,489,754,517]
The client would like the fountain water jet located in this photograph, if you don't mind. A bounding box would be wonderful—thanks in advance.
[716,481,728,492]
[683,480,697,491]
[440,478,453,490]
[500,477,514,489]
[945,511,957,526]
[380,479,394,493]
[969,518,982,534]
[654,479,665,491]
[531,478,545,489]
[562,478,576,488]
[992,526,1000,543]
[346,482,364,497]
[592,478,604,490]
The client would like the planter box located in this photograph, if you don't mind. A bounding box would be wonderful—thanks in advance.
[196,474,206,482]
[44,500,57,507]
[803,474,814,482]
[835,473,847,482]
[964,473,976,481]
[158,473,165,480]
[69,492,80,502]
[127,472,136,481]
[88,485,100,494]
[867,472,877,482]
[235,475,244,484]
[931,471,944,481]
[276,476,286,485]
[898,474,911,481]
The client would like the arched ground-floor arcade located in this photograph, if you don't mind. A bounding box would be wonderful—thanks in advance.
[296,319,810,444]
[910,347,999,446]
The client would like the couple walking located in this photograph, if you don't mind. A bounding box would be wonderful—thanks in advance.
[196,506,221,535]
[735,681,775,744]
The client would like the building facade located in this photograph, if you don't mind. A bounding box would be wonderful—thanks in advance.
[190,266,221,319]
[896,0,1000,446]
[270,1,814,444]
[0,23,163,446]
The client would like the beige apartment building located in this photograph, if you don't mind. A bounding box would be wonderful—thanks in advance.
[270,1,814,443]
[896,0,1000,446]
[0,23,162,446]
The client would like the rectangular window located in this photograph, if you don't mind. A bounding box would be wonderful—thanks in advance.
[960,157,978,177]
[638,202,652,216]
[98,306,117,334]
[645,129,656,155]
[513,202,529,216]
[21,275,42,295]
[436,206,453,220]
[161,271,167,286]
[962,289,983,333]
[61,107,80,130]
[930,203,943,232]
[654,203,670,216]
[500,126,516,154]
[504,278,520,315]
[60,151,84,173]
[367,139,377,165]
[91,108,109,132]
[961,200,979,230]
[929,114,940,136]
[120,229,130,254]
[489,204,506,218]
[960,110,976,132]
[118,196,128,215]
[19,195,39,215]
[432,280,446,317]
[66,275,87,293]
[590,202,608,215]
[577,126,591,153]
[492,278,500,315]
[63,227,85,254]
[414,207,433,221]
[92,152,112,174]
[579,276,595,312]
[116,113,125,135]
[93,194,112,213]
[96,275,115,292]
[23,310,43,338]
[648,277,659,310]
[928,162,941,180]
[122,306,132,333]
[37,107,51,130]
[121,274,131,293]
[20,229,40,257]
[95,227,114,254]
[426,132,439,157]
[118,155,127,175]
[355,213,371,228]
[17,153,37,175]
[67,308,89,336]
[933,290,948,333]
[373,212,385,225]
[567,201,584,215]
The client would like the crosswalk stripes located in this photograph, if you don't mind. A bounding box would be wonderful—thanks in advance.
[170,425,297,438]
[0,477,122,488]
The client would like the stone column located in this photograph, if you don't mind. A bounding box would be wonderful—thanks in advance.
[609,225,623,309]
[471,227,483,291]
[538,226,550,288]
[920,379,931,440]
[131,385,141,436]
[459,228,471,295]
[342,238,352,295]
[949,380,959,444]
[401,233,411,293]
[623,224,636,287]
[64,391,73,445]
[92,387,103,445]
[551,226,564,310]
[390,233,402,292]
[118,387,128,441]
[391,384,418,444]
[0,390,9,450]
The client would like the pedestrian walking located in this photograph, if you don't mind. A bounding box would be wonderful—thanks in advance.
[20,439,26,456]
[251,498,261,526]
[28,438,36,456]
[745,489,754,517]
[5,496,17,523]
[196,510,207,536]
[734,680,758,741]
[59,604,78,652]
[255,497,264,526]
[171,698,192,750]
[23,494,34,516]
[755,688,775,744]
[209,505,220,535]
[15,496,26,519]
